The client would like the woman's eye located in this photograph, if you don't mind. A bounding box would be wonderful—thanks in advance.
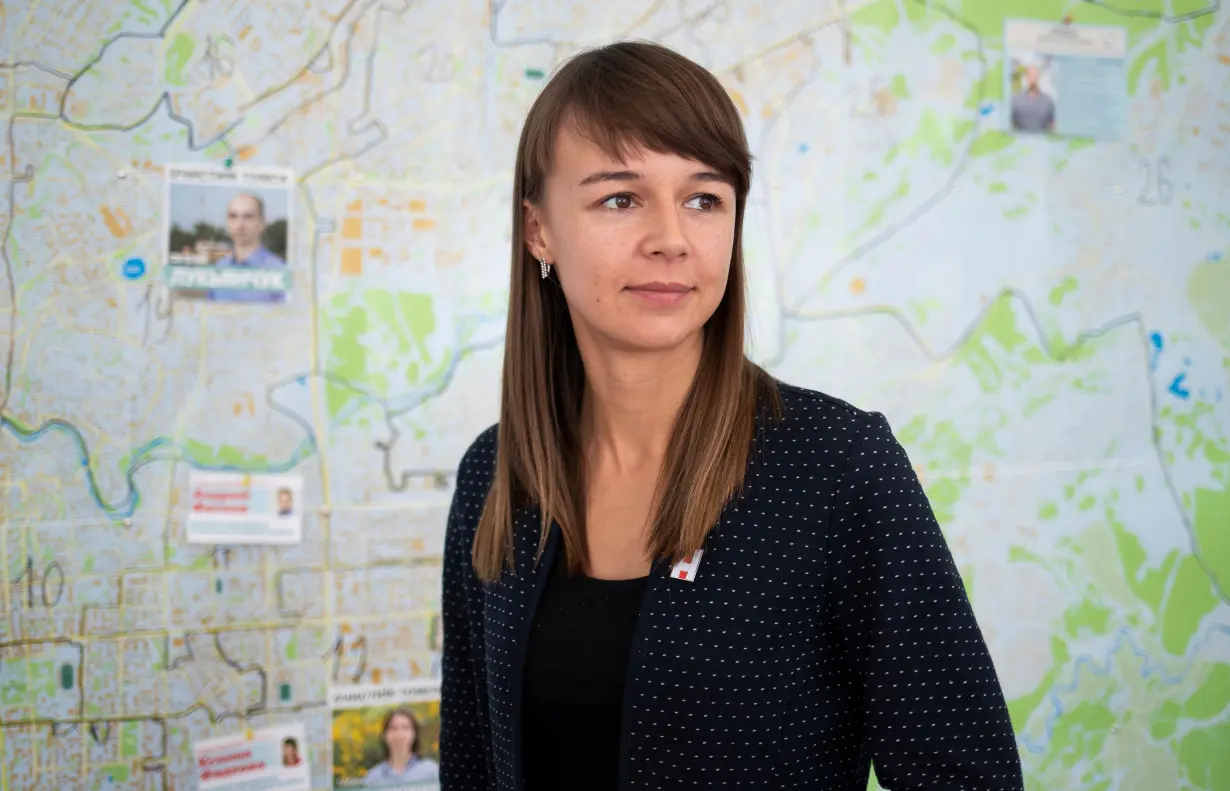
[601,194,635,210]
[686,194,723,211]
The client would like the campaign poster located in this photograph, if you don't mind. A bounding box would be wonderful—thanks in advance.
[329,680,441,790]
[1003,19,1127,141]
[185,471,304,545]
[192,722,311,790]
[164,162,294,304]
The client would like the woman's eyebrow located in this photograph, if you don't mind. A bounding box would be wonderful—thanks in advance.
[577,169,730,186]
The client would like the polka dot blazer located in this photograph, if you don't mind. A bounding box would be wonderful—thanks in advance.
[439,382,1024,790]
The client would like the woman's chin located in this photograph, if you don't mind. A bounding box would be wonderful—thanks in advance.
[602,324,706,356]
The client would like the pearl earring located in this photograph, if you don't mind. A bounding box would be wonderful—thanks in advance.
[539,257,550,279]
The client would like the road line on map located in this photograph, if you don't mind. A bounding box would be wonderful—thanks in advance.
[274,368,462,494]
[618,0,668,37]
[786,287,1230,606]
[2,3,456,770]
[238,0,367,112]
[0,473,9,617]
[0,413,315,519]
[307,193,344,576]
[785,287,1138,363]
[19,11,241,151]
[294,84,395,608]
[6,0,480,526]
[0,60,72,79]
[2,701,326,730]
[787,0,991,314]
[0,480,13,791]
[378,333,505,492]
[487,0,559,47]
[1024,623,1229,754]
[641,0,724,45]
[0,120,24,412]
[1082,0,1220,24]
[745,34,827,371]
[22,583,37,770]
[1135,317,1230,606]
[715,0,882,77]
[13,0,53,47]
[55,1,191,122]
[57,1,191,100]
[1,1,202,409]
[259,0,396,142]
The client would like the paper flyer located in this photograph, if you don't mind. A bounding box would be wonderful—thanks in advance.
[330,680,441,789]
[164,162,294,304]
[185,471,304,545]
[1003,18,1127,141]
[192,723,311,790]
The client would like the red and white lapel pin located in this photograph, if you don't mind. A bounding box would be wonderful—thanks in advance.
[669,549,704,582]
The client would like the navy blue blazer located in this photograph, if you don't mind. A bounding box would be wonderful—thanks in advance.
[439,383,1024,790]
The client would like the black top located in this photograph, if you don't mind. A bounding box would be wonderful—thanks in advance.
[520,548,649,790]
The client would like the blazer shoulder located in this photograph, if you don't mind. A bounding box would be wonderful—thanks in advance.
[455,423,499,490]
[447,424,499,542]
[768,380,890,443]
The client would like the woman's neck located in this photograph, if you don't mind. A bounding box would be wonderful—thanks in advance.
[578,332,702,473]
[388,751,412,771]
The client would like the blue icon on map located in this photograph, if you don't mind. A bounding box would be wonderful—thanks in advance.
[121,258,146,280]
[979,102,995,117]
[1148,331,1163,370]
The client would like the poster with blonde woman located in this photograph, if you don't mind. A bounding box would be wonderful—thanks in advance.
[330,681,440,789]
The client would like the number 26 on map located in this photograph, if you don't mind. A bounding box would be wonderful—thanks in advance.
[1135,155,1174,207]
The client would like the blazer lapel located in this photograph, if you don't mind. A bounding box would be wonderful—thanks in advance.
[504,511,560,790]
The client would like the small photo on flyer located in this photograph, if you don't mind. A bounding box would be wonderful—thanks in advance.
[329,681,441,789]
[1003,18,1127,141]
[192,722,311,790]
[185,471,304,545]
[164,162,294,304]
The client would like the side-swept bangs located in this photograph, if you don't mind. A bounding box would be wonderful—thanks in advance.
[473,41,779,582]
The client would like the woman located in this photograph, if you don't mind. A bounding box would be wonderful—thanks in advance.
[362,708,439,786]
[280,737,301,768]
[439,41,1023,791]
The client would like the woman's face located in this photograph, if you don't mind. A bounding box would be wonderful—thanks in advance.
[524,128,737,356]
[384,712,416,755]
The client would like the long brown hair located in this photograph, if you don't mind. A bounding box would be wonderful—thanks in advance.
[380,708,422,758]
[472,40,781,583]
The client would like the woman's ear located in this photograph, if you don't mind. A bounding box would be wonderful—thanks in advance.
[522,199,551,262]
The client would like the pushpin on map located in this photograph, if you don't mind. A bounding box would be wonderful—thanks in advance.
[223,156,234,169]
[245,727,254,740]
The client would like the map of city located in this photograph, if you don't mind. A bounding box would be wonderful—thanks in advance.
[1,0,1227,789]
